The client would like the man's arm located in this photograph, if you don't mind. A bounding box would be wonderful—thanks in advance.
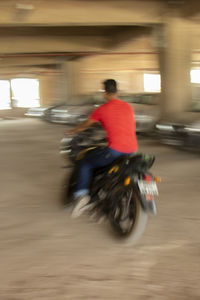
[66,118,96,135]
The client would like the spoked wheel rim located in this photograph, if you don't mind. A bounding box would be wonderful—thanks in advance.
[109,187,138,236]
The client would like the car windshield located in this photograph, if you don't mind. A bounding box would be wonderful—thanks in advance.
[64,94,105,106]
[123,93,160,105]
[48,93,160,108]
[81,94,105,105]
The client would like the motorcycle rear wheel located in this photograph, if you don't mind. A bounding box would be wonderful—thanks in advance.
[109,186,148,245]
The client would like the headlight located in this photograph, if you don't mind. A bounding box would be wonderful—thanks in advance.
[185,127,200,133]
[135,115,153,122]
[60,137,73,144]
[156,124,174,131]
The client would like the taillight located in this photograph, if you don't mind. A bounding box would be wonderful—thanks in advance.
[143,174,162,183]
[143,174,153,182]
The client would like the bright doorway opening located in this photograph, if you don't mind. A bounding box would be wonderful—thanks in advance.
[0,80,11,110]
[0,78,40,109]
[190,70,200,84]
[11,78,40,108]
[143,74,161,92]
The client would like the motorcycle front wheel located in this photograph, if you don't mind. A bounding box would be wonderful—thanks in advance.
[109,186,148,245]
[61,167,77,207]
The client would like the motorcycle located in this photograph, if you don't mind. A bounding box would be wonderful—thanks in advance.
[60,127,160,244]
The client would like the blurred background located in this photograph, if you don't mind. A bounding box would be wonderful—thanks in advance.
[0,1,200,299]
[0,0,200,143]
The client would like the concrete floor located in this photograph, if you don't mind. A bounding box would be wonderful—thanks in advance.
[0,119,200,300]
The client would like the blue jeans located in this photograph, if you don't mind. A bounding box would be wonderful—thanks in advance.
[74,147,132,198]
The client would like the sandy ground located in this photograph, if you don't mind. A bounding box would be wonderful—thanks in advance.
[0,118,200,300]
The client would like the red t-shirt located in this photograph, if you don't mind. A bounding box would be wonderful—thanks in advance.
[90,99,138,153]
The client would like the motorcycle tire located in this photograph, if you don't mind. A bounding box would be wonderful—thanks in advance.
[109,185,148,245]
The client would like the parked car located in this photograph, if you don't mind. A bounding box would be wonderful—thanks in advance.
[155,108,200,150]
[43,103,98,125]
[45,92,160,133]
[25,92,161,133]
[25,107,48,118]
[24,102,66,118]
[122,92,160,133]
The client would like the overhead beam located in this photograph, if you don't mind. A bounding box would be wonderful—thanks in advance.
[0,57,59,67]
[106,26,152,49]
[0,35,107,54]
[0,0,166,26]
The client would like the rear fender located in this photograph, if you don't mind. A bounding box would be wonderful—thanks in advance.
[136,189,157,215]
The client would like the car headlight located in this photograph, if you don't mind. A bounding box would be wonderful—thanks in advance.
[185,127,200,133]
[60,137,73,144]
[156,124,174,131]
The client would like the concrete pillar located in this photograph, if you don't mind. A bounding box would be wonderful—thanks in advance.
[38,76,46,107]
[39,70,63,107]
[131,72,144,93]
[62,60,81,104]
[39,75,55,107]
[158,18,192,119]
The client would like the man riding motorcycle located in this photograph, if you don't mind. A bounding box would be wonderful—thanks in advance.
[66,79,138,217]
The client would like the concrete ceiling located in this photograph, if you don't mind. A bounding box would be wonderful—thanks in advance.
[0,25,153,56]
[0,0,200,71]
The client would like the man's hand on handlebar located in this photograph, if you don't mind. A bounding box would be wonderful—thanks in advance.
[65,118,96,136]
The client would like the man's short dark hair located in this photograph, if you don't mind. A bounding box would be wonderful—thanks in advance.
[103,79,117,94]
